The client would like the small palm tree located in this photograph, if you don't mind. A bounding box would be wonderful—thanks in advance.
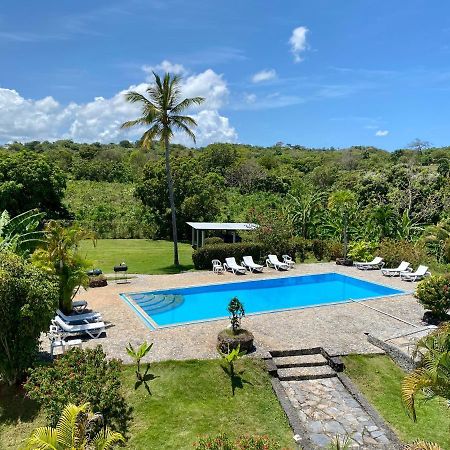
[25,402,124,449]
[402,324,450,421]
[32,221,96,313]
[122,72,204,266]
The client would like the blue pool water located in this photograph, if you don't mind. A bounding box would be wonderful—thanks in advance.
[121,273,404,329]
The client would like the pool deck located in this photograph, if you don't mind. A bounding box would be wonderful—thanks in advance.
[46,263,425,363]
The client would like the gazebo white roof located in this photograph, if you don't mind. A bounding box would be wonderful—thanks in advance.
[186,222,258,231]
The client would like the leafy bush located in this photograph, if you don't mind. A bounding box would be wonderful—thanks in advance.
[290,237,310,262]
[25,346,131,433]
[204,237,224,246]
[324,241,344,260]
[0,252,58,385]
[311,239,327,261]
[194,433,281,450]
[347,240,378,262]
[415,275,450,320]
[192,243,265,270]
[378,239,426,268]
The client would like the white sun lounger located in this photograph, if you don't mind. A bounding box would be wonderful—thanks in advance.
[53,316,106,339]
[282,254,295,269]
[242,256,264,273]
[381,261,411,277]
[354,257,384,270]
[266,254,289,271]
[72,300,88,313]
[224,257,247,274]
[56,309,102,324]
[400,265,431,282]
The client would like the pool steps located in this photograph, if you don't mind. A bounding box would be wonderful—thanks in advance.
[266,347,344,381]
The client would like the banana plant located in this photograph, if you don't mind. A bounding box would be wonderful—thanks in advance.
[126,341,155,394]
[0,209,45,256]
[219,344,247,396]
[25,402,124,450]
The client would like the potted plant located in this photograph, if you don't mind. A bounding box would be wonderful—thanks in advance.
[217,297,254,353]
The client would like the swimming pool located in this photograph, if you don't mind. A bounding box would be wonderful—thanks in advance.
[120,273,404,329]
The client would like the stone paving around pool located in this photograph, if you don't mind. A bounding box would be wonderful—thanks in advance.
[283,377,393,448]
[43,262,425,363]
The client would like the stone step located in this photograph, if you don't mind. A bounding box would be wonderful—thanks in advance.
[273,353,328,368]
[277,365,336,381]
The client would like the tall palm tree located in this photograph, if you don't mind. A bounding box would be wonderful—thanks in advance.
[25,403,124,450]
[122,72,204,266]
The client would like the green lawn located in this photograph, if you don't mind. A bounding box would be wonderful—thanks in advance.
[343,354,450,448]
[0,359,293,449]
[79,239,194,274]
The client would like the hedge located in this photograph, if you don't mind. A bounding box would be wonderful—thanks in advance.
[192,243,265,270]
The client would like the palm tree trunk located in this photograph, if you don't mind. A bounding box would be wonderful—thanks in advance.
[164,136,179,266]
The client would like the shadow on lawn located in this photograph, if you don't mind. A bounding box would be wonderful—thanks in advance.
[221,366,253,396]
[158,264,194,274]
[134,370,159,396]
[0,383,40,425]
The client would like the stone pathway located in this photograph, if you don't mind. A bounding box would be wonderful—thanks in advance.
[282,377,393,448]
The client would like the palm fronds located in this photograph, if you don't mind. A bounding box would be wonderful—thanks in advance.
[402,324,450,421]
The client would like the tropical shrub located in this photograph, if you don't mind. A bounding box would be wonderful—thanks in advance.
[25,402,125,450]
[249,208,295,256]
[415,275,450,320]
[324,241,344,261]
[402,324,450,422]
[204,236,224,246]
[0,209,45,257]
[192,243,264,270]
[378,239,426,268]
[347,240,378,262]
[193,433,281,450]
[0,252,58,385]
[311,239,327,261]
[25,346,131,433]
[290,237,310,262]
[32,220,95,313]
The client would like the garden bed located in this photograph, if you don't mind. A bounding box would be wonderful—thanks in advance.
[0,358,293,449]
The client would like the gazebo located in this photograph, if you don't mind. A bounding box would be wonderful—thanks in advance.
[186,222,258,248]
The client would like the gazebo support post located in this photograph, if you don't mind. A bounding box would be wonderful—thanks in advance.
[192,227,195,247]
[232,231,236,243]
[201,230,205,247]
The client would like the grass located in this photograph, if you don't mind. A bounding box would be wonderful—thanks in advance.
[0,384,45,450]
[343,354,450,448]
[79,239,194,274]
[1,358,293,449]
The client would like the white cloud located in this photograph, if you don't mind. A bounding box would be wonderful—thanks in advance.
[0,63,237,147]
[375,130,389,136]
[289,26,309,62]
[142,60,187,77]
[252,69,277,83]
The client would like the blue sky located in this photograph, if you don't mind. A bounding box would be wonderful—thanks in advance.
[1,0,449,149]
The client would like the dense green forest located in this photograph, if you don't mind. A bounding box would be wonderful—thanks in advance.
[0,139,449,268]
